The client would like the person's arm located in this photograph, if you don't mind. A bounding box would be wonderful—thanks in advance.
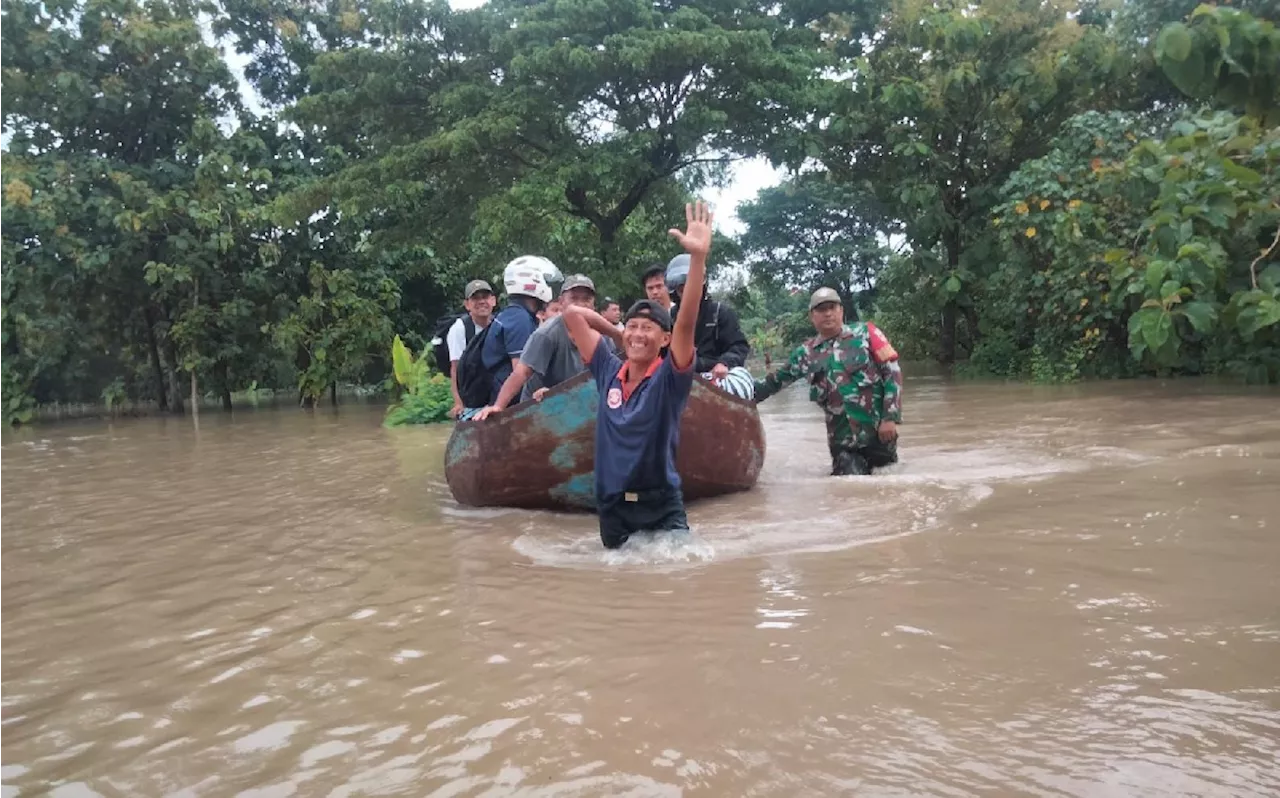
[450,361,463,416]
[752,344,809,403]
[598,319,624,350]
[667,202,713,371]
[445,319,467,416]
[867,322,903,439]
[475,362,536,419]
[565,306,622,388]
[561,305,609,364]
[716,304,751,370]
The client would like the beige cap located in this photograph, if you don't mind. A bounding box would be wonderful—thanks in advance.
[560,274,596,295]
[809,287,843,310]
[464,279,493,299]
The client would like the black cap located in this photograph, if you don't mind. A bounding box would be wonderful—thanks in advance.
[623,299,672,332]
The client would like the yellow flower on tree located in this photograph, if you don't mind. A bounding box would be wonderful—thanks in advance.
[1039,199,1050,210]
[1025,227,1037,238]
[1067,199,1082,210]
[1015,202,1029,215]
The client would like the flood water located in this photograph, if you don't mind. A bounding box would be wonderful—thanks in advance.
[3,376,1279,797]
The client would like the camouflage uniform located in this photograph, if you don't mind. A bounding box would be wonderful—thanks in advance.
[754,322,903,475]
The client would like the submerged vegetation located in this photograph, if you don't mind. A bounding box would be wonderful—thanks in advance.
[3,0,1278,425]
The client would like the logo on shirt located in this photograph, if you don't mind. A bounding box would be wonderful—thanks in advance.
[606,387,622,409]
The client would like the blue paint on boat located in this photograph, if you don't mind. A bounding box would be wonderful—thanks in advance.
[548,472,597,510]
[549,439,586,471]
[535,380,598,438]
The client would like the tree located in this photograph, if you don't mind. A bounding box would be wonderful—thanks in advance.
[738,173,894,311]
[218,0,844,288]
[2,0,244,413]
[819,0,1124,363]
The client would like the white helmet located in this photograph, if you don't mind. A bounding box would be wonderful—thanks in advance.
[503,256,558,304]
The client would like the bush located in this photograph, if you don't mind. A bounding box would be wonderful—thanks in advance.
[384,335,454,426]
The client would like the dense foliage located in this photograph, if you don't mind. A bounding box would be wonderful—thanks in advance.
[384,335,453,426]
[3,0,1278,425]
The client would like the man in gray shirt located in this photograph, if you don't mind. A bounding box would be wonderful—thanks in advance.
[474,274,622,419]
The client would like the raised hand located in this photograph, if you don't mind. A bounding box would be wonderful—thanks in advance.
[667,201,713,258]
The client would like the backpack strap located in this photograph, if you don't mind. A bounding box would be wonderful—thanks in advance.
[463,314,476,341]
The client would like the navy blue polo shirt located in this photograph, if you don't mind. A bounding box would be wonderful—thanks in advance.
[481,303,539,404]
[586,337,695,503]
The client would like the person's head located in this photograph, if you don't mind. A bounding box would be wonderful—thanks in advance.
[540,299,563,323]
[463,279,496,323]
[641,265,670,307]
[503,255,555,314]
[621,299,673,365]
[808,287,845,338]
[664,253,692,304]
[601,297,622,325]
[559,274,597,311]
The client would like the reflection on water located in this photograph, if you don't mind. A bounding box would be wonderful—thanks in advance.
[3,377,1279,796]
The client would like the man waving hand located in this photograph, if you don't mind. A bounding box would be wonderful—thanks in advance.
[561,201,713,549]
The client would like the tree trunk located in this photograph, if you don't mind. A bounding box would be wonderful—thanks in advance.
[939,303,958,366]
[215,361,232,411]
[190,278,199,424]
[330,382,338,407]
[938,225,964,365]
[962,305,981,357]
[144,307,169,412]
[190,367,199,424]
[163,335,184,414]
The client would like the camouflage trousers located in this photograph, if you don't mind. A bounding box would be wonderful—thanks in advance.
[825,413,898,476]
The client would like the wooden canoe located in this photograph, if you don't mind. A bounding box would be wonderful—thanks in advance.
[444,370,765,511]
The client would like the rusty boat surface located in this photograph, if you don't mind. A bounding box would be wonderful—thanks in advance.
[444,370,765,511]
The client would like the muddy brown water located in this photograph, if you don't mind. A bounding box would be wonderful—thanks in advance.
[3,377,1279,797]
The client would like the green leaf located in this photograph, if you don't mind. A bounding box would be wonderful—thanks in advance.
[1159,279,1182,301]
[1155,23,1193,63]
[943,275,962,295]
[1237,306,1262,337]
[1141,309,1173,353]
[1146,261,1167,293]
[1178,300,1216,333]
[1258,264,1280,293]
[1223,160,1262,184]
[1259,298,1280,329]
[391,335,414,387]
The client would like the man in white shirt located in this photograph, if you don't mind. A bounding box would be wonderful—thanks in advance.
[447,279,496,418]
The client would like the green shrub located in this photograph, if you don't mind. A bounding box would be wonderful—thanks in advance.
[384,335,454,426]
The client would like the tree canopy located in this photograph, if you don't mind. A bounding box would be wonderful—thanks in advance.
[3,0,1279,424]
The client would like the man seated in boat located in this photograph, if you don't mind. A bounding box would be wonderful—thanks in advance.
[473,274,623,419]
[453,257,555,421]
[560,201,713,549]
[753,288,903,476]
[664,254,754,400]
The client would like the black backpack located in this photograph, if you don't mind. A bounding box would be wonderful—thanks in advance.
[430,313,475,374]
[454,323,495,408]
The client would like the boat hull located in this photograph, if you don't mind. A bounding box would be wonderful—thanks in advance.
[444,370,765,511]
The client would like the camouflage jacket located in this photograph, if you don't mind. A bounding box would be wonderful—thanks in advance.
[754,322,903,443]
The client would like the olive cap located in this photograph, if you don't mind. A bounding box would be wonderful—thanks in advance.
[808,287,843,310]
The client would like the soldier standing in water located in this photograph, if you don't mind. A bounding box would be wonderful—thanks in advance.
[753,288,903,476]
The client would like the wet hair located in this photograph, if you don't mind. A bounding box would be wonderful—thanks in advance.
[640,265,666,288]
